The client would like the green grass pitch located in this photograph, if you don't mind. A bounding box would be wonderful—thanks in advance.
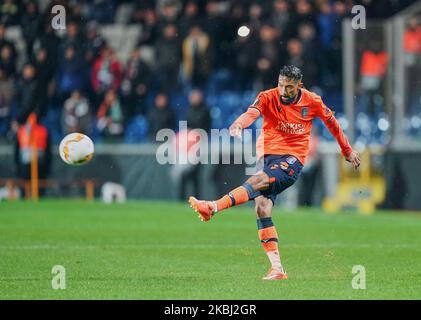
[1,200,421,299]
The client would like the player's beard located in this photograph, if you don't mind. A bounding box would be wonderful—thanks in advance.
[280,95,296,105]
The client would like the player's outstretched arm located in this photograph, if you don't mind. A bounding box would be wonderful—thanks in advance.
[316,98,361,170]
[229,107,260,138]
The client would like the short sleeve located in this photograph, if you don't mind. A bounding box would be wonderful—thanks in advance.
[249,92,267,114]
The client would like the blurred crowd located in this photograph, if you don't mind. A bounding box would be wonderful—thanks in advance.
[0,0,418,144]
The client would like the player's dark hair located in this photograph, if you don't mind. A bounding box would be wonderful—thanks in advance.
[279,65,303,82]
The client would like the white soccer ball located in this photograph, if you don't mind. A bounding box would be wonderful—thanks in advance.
[59,133,94,165]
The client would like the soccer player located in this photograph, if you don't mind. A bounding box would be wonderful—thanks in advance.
[188,65,361,280]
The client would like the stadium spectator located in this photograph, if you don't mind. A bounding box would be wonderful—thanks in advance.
[131,0,156,24]
[404,16,421,54]
[227,1,248,33]
[297,23,320,88]
[0,0,21,26]
[318,1,339,49]
[403,16,421,112]
[32,23,61,76]
[147,92,175,141]
[0,23,16,60]
[317,1,346,89]
[33,48,54,117]
[135,7,158,47]
[21,0,41,60]
[203,0,227,68]
[85,0,117,24]
[0,66,14,129]
[121,48,151,119]
[172,127,203,201]
[285,38,318,89]
[269,0,290,32]
[60,20,85,61]
[14,112,51,182]
[186,89,211,133]
[289,0,318,38]
[359,41,389,116]
[96,89,124,138]
[91,46,123,108]
[84,21,107,65]
[69,2,86,29]
[156,23,181,92]
[178,1,203,37]
[177,89,209,200]
[181,25,213,89]
[248,2,265,36]
[0,43,16,78]
[15,63,41,124]
[254,24,281,90]
[297,23,318,61]
[56,46,88,101]
[233,28,257,90]
[156,0,182,34]
[62,90,92,135]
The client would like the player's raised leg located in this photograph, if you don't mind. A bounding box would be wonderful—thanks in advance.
[255,196,288,280]
[188,171,271,221]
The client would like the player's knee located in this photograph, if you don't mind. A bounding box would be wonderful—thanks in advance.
[255,198,272,218]
[247,172,270,191]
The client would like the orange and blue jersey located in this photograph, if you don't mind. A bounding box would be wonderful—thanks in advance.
[249,87,352,165]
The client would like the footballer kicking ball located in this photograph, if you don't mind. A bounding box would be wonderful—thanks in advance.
[59,133,94,165]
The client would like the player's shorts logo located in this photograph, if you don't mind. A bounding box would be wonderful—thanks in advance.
[280,162,289,170]
[286,156,297,165]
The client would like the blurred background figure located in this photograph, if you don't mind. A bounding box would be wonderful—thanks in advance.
[56,46,87,102]
[156,23,181,93]
[359,41,389,117]
[96,89,124,139]
[147,92,175,141]
[181,25,213,90]
[0,66,14,137]
[172,89,212,200]
[21,0,41,61]
[121,48,151,119]
[171,127,203,201]
[84,21,107,65]
[62,90,92,135]
[254,23,280,90]
[91,46,123,110]
[15,63,41,124]
[14,112,51,183]
[403,16,421,111]
[186,89,210,133]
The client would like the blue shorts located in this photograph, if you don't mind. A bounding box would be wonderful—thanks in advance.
[250,154,303,205]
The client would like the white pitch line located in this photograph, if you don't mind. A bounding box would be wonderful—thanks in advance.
[0,243,420,250]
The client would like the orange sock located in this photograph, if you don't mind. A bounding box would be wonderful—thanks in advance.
[257,219,283,270]
[214,186,249,212]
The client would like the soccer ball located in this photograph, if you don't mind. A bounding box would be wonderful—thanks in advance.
[59,133,94,165]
